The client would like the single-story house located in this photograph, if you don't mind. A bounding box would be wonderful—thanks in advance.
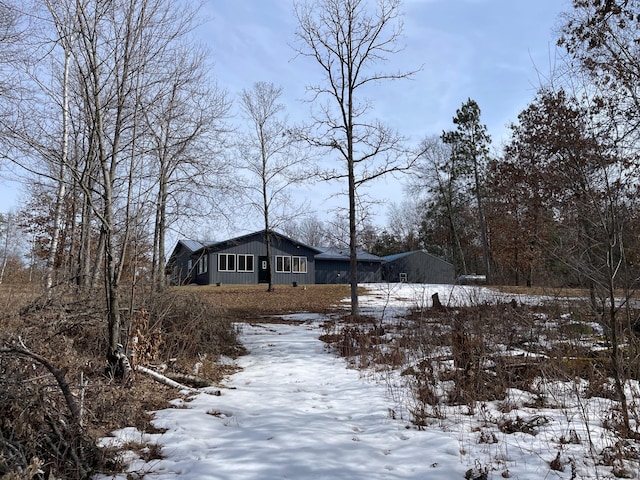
[167,230,319,286]
[167,230,454,286]
[382,250,455,284]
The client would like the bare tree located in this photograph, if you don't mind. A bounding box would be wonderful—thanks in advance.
[294,0,416,316]
[282,216,334,247]
[0,2,19,124]
[409,135,469,274]
[559,0,640,140]
[385,200,422,251]
[236,81,309,291]
[39,0,73,300]
[36,0,209,373]
[0,211,19,283]
[142,44,231,292]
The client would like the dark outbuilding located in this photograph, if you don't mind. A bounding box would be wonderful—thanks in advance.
[313,247,383,284]
[382,250,455,284]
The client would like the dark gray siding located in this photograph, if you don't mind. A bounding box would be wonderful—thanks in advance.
[315,260,382,284]
[168,244,195,285]
[206,233,316,286]
[382,251,455,284]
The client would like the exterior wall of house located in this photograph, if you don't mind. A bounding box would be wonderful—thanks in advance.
[382,251,455,284]
[168,244,195,285]
[315,260,382,284]
[203,234,316,286]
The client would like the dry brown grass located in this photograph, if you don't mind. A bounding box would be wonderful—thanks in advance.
[491,284,640,301]
[490,285,590,297]
[0,283,42,315]
[0,281,357,478]
[172,283,354,318]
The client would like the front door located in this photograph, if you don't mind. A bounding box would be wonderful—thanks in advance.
[258,256,270,283]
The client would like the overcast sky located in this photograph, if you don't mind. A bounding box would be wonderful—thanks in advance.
[0,0,572,230]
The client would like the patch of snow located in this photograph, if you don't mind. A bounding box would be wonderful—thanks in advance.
[95,283,639,479]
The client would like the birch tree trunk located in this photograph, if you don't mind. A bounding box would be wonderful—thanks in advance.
[43,49,70,299]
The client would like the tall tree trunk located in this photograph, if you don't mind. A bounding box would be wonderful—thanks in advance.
[445,195,467,275]
[262,134,275,292]
[152,174,168,292]
[0,213,11,284]
[473,156,490,283]
[348,143,359,317]
[77,190,92,290]
[607,237,631,434]
[44,50,71,300]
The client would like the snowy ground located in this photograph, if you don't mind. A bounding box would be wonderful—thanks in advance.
[98,284,640,479]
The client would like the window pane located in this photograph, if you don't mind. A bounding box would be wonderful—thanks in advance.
[238,255,246,271]
[284,256,291,272]
[246,255,254,272]
[292,257,299,272]
[228,254,235,271]
[218,254,226,271]
[276,256,283,272]
[299,257,307,273]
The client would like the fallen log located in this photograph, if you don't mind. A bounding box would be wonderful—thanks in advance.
[135,365,220,395]
[166,372,215,388]
[135,365,196,392]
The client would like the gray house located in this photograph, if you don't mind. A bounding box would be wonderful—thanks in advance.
[382,250,455,284]
[166,239,209,285]
[167,231,454,286]
[314,247,383,284]
[167,230,386,286]
[171,230,319,286]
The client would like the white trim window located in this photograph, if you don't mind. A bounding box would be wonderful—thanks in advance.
[292,256,307,273]
[275,255,291,273]
[237,254,254,272]
[218,253,236,272]
[197,255,208,275]
[276,255,307,273]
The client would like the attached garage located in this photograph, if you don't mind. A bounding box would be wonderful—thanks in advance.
[382,250,455,284]
[314,247,383,284]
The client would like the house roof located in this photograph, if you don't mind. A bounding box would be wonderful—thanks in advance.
[167,239,216,264]
[179,239,210,252]
[314,246,383,262]
[383,250,453,266]
[171,230,384,263]
[382,251,415,262]
[195,229,321,254]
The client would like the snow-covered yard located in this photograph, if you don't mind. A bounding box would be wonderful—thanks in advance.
[99,284,640,479]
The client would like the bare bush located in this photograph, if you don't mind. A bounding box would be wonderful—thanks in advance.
[140,290,245,367]
[0,286,246,478]
[0,346,104,478]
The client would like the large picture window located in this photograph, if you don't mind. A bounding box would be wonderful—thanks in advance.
[276,256,307,273]
[292,256,307,273]
[275,255,291,273]
[237,254,254,272]
[218,253,236,272]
